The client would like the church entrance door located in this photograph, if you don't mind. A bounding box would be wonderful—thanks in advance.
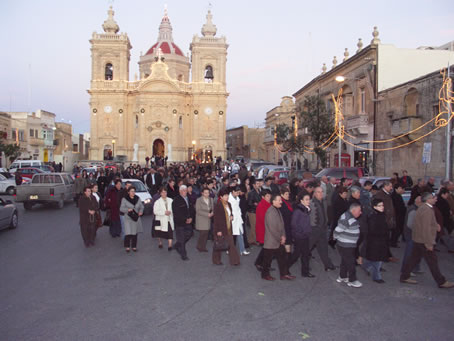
[153,139,165,157]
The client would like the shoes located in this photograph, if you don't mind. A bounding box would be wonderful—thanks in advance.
[242,251,250,255]
[400,278,418,284]
[373,279,385,284]
[280,275,296,281]
[132,248,137,252]
[336,277,348,283]
[181,256,189,261]
[439,281,454,288]
[168,247,172,251]
[448,250,454,254]
[302,273,316,278]
[325,266,336,272]
[213,262,223,266]
[262,275,275,281]
[125,248,130,253]
[158,244,163,249]
[348,280,363,288]
[380,268,387,272]
[410,272,417,277]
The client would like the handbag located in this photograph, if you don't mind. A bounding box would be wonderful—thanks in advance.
[96,211,103,228]
[128,209,140,222]
[213,235,229,252]
[103,208,111,226]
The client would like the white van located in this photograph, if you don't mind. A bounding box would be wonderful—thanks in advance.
[9,160,43,173]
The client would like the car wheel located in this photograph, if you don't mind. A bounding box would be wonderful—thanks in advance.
[6,186,15,196]
[57,199,64,209]
[24,202,33,210]
[9,211,18,229]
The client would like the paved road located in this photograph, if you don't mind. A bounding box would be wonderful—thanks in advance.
[1,198,453,341]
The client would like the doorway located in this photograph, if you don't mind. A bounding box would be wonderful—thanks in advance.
[103,145,113,160]
[153,139,165,157]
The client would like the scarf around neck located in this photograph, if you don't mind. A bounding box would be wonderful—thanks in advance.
[125,194,139,206]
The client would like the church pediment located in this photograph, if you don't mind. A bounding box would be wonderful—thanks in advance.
[138,79,180,93]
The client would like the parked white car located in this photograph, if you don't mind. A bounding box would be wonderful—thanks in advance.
[0,174,18,195]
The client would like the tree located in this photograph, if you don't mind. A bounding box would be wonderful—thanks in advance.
[299,95,335,168]
[0,133,21,164]
[273,123,307,169]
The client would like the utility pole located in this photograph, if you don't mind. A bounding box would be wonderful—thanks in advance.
[446,63,452,179]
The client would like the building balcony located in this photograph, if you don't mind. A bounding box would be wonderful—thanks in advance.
[264,134,275,143]
[391,116,422,141]
[29,137,44,146]
[345,114,369,136]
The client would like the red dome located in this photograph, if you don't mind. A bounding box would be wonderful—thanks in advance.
[145,41,184,57]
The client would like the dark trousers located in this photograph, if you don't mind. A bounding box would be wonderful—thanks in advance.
[289,238,310,275]
[400,242,446,286]
[80,222,96,246]
[212,235,240,265]
[124,234,137,248]
[255,246,264,267]
[262,246,288,278]
[310,227,334,268]
[174,225,193,258]
[196,230,209,251]
[338,246,357,282]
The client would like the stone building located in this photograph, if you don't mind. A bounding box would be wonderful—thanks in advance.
[88,6,228,163]
[263,96,296,164]
[292,27,454,172]
[226,126,266,161]
[375,68,454,179]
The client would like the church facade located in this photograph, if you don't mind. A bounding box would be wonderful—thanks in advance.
[88,7,228,162]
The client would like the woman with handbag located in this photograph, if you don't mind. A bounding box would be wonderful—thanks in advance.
[195,187,214,252]
[153,187,174,251]
[212,187,240,266]
[78,186,98,247]
[120,186,144,252]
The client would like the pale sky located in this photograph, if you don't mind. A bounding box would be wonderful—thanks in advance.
[0,0,453,134]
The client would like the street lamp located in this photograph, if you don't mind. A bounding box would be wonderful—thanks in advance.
[112,139,116,160]
[192,140,196,160]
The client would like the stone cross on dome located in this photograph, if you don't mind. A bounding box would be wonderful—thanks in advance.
[156,48,164,60]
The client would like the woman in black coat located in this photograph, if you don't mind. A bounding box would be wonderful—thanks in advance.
[329,186,349,247]
[279,187,294,266]
[362,198,388,283]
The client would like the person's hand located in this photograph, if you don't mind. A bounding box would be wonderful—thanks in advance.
[88,210,95,215]
[217,232,222,237]
[139,212,143,216]
[426,246,433,251]
[357,256,363,265]
[280,236,286,245]
[437,224,441,232]
[209,212,214,218]
[230,215,233,221]
[128,209,133,212]
[165,210,171,216]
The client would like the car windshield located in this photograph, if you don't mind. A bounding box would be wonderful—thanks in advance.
[315,169,331,177]
[124,181,147,192]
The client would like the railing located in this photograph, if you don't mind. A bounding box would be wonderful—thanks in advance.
[29,137,44,146]
[345,113,369,135]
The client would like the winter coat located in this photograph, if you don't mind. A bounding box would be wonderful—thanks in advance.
[105,187,121,221]
[264,206,285,249]
[120,195,144,235]
[195,196,214,231]
[153,197,174,232]
[310,198,328,230]
[365,210,389,261]
[172,195,195,227]
[256,198,272,244]
[213,200,233,236]
[373,189,395,229]
[290,204,311,240]
[279,199,293,244]
[229,194,244,235]
[330,194,349,229]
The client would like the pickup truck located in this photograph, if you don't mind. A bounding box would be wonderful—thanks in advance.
[15,173,75,210]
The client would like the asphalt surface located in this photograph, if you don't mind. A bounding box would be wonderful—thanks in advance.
[1,198,454,341]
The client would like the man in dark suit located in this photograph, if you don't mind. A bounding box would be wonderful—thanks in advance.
[146,168,163,195]
[172,185,195,260]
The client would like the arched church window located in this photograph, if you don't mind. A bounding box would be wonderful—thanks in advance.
[135,115,139,128]
[105,63,113,80]
[179,116,183,129]
[204,65,214,83]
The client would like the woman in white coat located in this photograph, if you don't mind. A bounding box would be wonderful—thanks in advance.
[229,186,249,255]
[153,187,174,251]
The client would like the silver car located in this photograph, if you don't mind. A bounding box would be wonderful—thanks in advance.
[0,197,18,230]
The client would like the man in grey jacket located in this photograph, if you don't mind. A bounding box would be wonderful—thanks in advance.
[262,194,295,281]
[310,187,336,271]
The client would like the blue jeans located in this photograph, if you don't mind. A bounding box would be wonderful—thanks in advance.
[363,260,382,280]
[236,232,245,253]
[401,233,421,272]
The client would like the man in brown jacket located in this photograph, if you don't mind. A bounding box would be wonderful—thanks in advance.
[262,194,295,281]
[400,193,454,288]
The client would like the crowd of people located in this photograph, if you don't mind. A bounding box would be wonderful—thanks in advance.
[76,161,454,289]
